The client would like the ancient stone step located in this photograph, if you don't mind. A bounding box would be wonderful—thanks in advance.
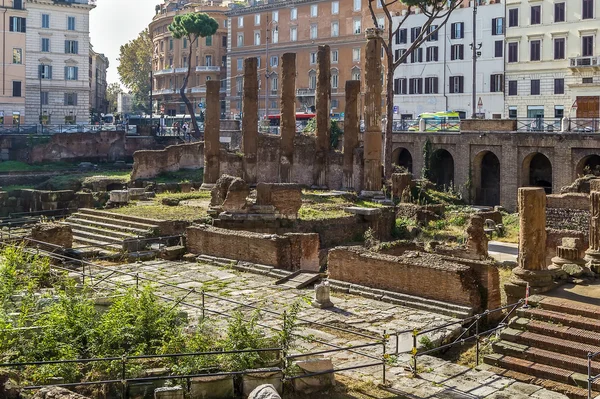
[531,296,600,320]
[62,222,139,240]
[71,229,126,245]
[510,317,600,347]
[500,327,600,359]
[68,212,159,233]
[517,307,600,331]
[71,235,122,252]
[65,217,153,236]
[77,208,162,229]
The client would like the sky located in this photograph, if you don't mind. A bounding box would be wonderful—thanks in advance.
[89,0,156,86]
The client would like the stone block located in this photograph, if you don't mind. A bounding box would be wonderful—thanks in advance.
[109,190,129,204]
[189,375,234,399]
[210,174,236,207]
[222,178,250,212]
[391,173,413,201]
[293,358,335,393]
[31,223,73,249]
[75,192,94,208]
[154,386,184,399]
[242,371,283,397]
[343,206,382,216]
[32,387,90,399]
[256,183,302,218]
[160,245,186,261]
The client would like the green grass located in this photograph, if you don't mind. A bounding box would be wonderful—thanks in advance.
[42,171,131,191]
[155,191,211,201]
[495,212,519,243]
[0,161,74,173]
[110,204,208,221]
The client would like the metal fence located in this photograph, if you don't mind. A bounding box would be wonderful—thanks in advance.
[516,118,561,133]
[588,351,600,399]
[570,118,600,133]
[0,125,137,135]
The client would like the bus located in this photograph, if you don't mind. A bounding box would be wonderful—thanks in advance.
[408,111,461,132]
[267,112,316,133]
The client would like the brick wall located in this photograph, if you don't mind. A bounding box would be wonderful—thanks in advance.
[546,193,589,231]
[328,247,482,308]
[461,119,517,132]
[0,189,79,217]
[131,142,204,180]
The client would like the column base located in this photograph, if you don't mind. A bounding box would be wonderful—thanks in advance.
[504,267,562,305]
[584,249,600,274]
[312,299,334,309]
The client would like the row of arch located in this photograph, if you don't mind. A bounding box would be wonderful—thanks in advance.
[392,147,600,206]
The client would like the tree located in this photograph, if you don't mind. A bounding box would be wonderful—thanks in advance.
[117,29,152,114]
[106,83,122,114]
[168,13,218,137]
[367,0,462,179]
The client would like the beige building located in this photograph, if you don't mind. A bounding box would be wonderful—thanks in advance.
[89,44,109,117]
[150,0,229,117]
[225,0,399,118]
[1,0,27,127]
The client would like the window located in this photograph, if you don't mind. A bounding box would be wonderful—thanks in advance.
[427,25,438,41]
[39,64,52,79]
[352,48,360,62]
[411,27,421,42]
[451,44,464,60]
[12,48,22,64]
[65,66,78,80]
[272,29,278,43]
[290,27,297,41]
[397,29,407,44]
[222,35,227,47]
[9,17,26,32]
[530,40,541,61]
[583,77,594,84]
[206,35,212,46]
[271,76,278,91]
[583,0,594,19]
[508,42,518,63]
[490,74,503,92]
[377,16,385,29]
[508,8,518,27]
[237,33,244,47]
[42,14,50,28]
[309,71,317,89]
[272,11,279,22]
[394,78,407,95]
[311,4,318,17]
[351,67,360,80]
[332,1,339,14]
[41,92,49,105]
[205,55,213,66]
[508,107,517,119]
[410,48,423,63]
[290,8,297,20]
[531,5,541,24]
[331,72,338,89]
[331,99,339,108]
[555,106,564,118]
[449,76,464,93]
[450,22,463,39]
[494,40,503,57]
[169,39,173,50]
[331,50,338,63]
[238,16,244,27]
[254,14,260,25]
[508,80,517,96]
[409,78,423,94]
[236,77,243,94]
[67,16,75,31]
[353,18,361,34]
[270,56,278,67]
[12,81,21,97]
[530,79,540,95]
[254,32,260,45]
[492,17,504,35]
[65,40,78,54]
[40,38,49,53]
[394,48,406,63]
[310,24,318,39]
[554,3,565,22]
[554,78,564,94]
[310,52,317,64]
[426,46,438,62]
[582,35,594,57]
[13,0,23,10]
[237,58,243,70]
[64,93,78,106]
[554,38,565,59]
[183,38,187,48]
[353,0,361,11]
[424,77,438,94]
[376,0,383,8]
[331,22,339,37]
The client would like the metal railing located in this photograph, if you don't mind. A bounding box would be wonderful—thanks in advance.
[391,120,418,132]
[423,118,461,132]
[516,118,561,133]
[0,124,136,135]
[588,351,600,399]
[570,118,600,133]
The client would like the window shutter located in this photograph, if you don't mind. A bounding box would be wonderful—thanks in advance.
[74,41,78,54]
[433,77,438,94]
[492,18,497,35]
[459,76,464,93]
[39,64,43,78]
[449,77,453,93]
[450,24,455,39]
[490,75,495,92]
[459,45,464,60]
[9,17,13,31]
[64,66,68,80]
[74,67,78,80]
[22,18,26,32]
[65,40,68,53]
[64,93,68,105]
[74,94,78,106]
[48,66,52,79]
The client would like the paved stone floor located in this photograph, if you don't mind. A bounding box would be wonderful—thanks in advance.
[90,260,568,399]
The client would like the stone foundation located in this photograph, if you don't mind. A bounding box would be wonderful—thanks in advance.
[131,142,203,180]
[30,223,73,250]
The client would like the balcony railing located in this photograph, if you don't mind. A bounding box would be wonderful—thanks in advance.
[191,87,206,93]
[154,68,174,76]
[569,56,600,68]
[296,88,315,96]
[196,66,221,72]
[175,67,189,73]
[154,88,175,95]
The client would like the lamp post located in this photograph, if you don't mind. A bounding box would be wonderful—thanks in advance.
[265,17,278,122]
[470,1,482,119]
[40,62,44,132]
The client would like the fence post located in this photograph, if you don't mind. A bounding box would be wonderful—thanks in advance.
[82,264,86,286]
[382,329,387,385]
[135,273,139,293]
[412,329,418,377]
[121,355,127,399]
[475,315,480,366]
[588,352,592,399]
[201,290,205,320]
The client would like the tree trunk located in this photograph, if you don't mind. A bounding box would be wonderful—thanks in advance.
[180,48,201,139]
[383,61,394,180]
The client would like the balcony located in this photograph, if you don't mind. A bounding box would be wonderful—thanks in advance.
[175,67,189,73]
[296,88,315,97]
[154,68,174,76]
[196,66,221,72]
[154,88,175,95]
[569,56,600,70]
[191,87,206,93]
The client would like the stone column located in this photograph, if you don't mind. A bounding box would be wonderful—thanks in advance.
[242,57,259,184]
[202,80,221,187]
[585,183,600,273]
[363,28,383,193]
[343,80,360,189]
[280,53,296,183]
[313,45,331,187]
[504,187,556,304]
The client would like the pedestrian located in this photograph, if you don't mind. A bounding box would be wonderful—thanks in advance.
[174,121,180,136]
[182,122,188,137]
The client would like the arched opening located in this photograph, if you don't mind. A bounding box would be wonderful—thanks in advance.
[430,149,454,190]
[524,153,553,194]
[474,151,500,206]
[576,154,600,177]
[392,147,413,173]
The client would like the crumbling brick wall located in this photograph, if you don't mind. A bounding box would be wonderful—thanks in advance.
[131,142,204,180]
[545,193,589,231]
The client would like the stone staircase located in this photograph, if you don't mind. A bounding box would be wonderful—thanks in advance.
[63,208,160,253]
[484,296,600,399]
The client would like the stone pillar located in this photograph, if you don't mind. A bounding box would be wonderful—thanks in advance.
[343,80,360,189]
[280,53,296,183]
[466,215,488,259]
[362,28,383,193]
[585,187,600,273]
[313,45,331,187]
[504,187,556,304]
[202,80,221,187]
[242,57,259,184]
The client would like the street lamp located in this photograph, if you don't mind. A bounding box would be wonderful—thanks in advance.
[470,1,482,119]
[265,17,278,122]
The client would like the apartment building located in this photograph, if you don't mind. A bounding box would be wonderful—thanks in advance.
[150,0,229,117]
[505,0,600,120]
[391,0,505,120]
[1,0,27,126]
[24,0,95,125]
[226,0,397,118]
[89,44,109,117]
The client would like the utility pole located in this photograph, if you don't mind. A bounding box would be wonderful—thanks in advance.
[265,15,270,121]
[40,63,44,132]
[471,0,481,119]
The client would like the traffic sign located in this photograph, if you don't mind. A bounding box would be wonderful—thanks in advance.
[477,97,483,108]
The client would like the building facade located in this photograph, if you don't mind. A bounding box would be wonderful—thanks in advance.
[89,44,109,117]
[150,0,229,117]
[226,0,397,118]
[391,0,505,121]
[117,92,132,114]
[505,0,600,122]
[24,0,94,125]
[1,0,27,126]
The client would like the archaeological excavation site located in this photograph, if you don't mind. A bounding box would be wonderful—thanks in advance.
[2,38,600,399]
